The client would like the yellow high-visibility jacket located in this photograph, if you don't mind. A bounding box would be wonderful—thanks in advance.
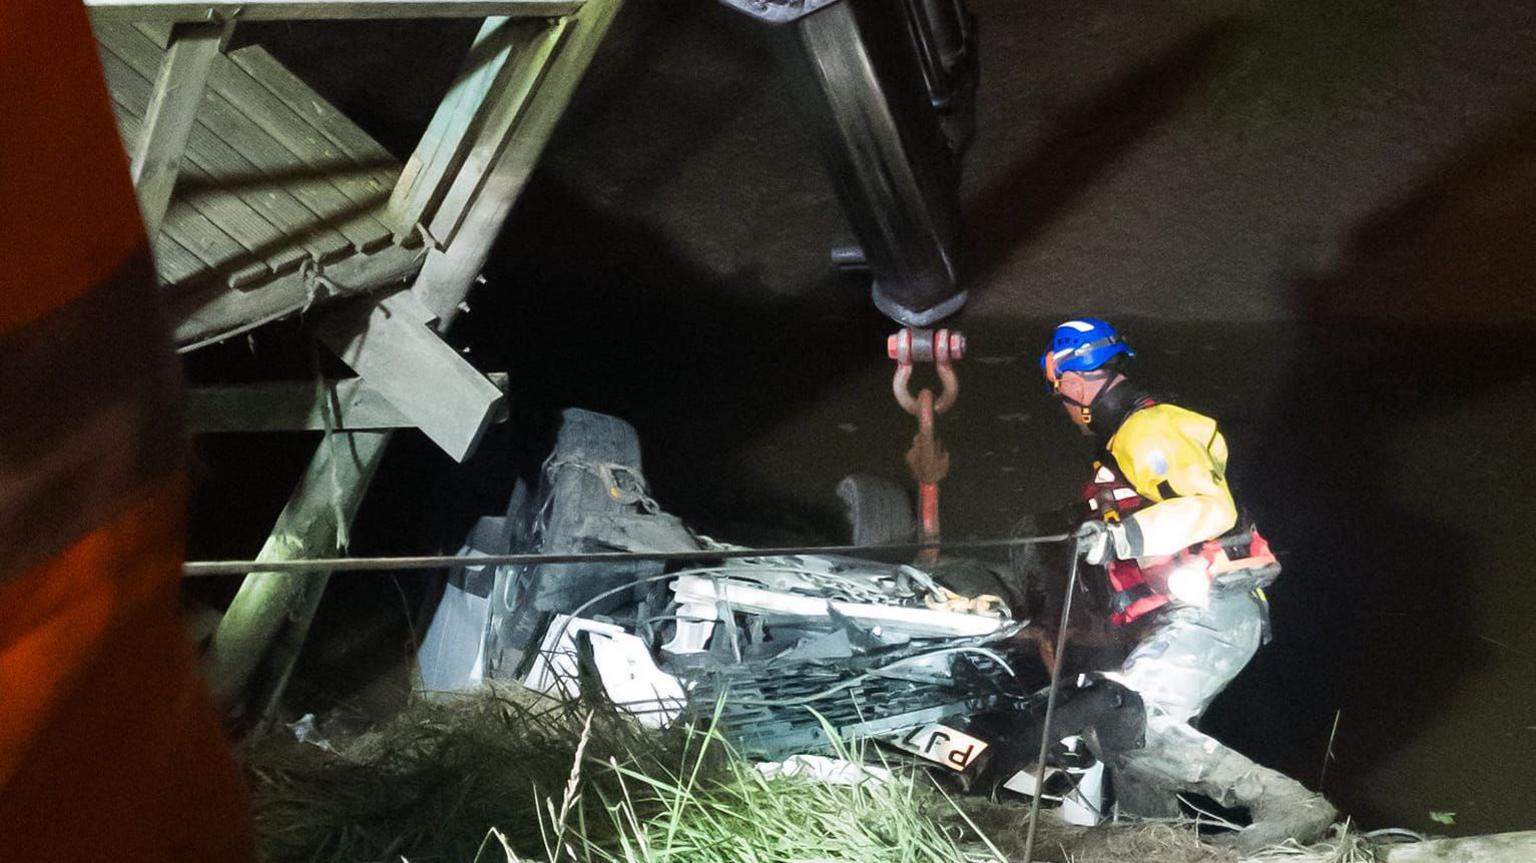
[1106,403,1238,558]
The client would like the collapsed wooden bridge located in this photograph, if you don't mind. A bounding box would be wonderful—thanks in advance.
[84,0,622,722]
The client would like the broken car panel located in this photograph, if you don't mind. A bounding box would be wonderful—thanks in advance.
[416,407,1125,822]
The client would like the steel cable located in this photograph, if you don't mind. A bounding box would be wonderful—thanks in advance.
[1023,542,1082,863]
[182,533,1075,577]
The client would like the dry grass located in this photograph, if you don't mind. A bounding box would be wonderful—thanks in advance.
[1242,824,1377,863]
[243,686,1371,863]
[241,687,994,863]
[953,797,1374,863]
[951,798,1236,863]
[241,685,711,863]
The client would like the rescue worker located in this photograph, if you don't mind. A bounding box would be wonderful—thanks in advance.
[1040,317,1335,850]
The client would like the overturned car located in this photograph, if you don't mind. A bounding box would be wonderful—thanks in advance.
[416,409,1139,823]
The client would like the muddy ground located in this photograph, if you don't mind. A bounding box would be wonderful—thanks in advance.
[190,0,1536,838]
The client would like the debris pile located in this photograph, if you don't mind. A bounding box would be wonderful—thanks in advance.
[243,687,1455,863]
[417,409,1055,789]
[243,687,1001,863]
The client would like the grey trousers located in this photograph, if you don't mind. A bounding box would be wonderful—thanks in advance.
[1105,590,1335,847]
[1111,588,1265,730]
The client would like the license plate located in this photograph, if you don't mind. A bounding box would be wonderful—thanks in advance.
[892,723,988,771]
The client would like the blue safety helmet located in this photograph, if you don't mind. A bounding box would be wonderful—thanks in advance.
[1040,318,1134,385]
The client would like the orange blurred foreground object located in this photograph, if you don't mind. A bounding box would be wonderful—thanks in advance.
[0,1,252,859]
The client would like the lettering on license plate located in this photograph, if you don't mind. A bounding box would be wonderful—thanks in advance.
[893,723,988,771]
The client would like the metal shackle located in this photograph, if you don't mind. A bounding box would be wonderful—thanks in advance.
[889,328,965,416]
[887,328,966,365]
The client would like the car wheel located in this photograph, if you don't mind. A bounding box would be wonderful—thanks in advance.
[836,473,915,546]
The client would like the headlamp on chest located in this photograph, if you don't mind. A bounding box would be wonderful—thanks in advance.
[1166,561,1212,607]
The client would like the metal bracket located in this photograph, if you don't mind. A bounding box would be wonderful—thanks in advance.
[873,283,969,327]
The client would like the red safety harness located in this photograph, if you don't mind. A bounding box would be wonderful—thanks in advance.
[1083,457,1278,627]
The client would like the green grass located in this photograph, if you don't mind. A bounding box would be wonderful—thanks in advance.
[244,687,1363,863]
[528,714,1005,863]
[244,688,999,863]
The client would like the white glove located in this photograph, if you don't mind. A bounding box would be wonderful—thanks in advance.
[1075,520,1128,566]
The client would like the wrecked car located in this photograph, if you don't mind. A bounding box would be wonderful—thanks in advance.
[416,408,1135,824]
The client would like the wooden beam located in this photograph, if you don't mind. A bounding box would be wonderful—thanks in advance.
[246,567,330,730]
[129,20,228,235]
[412,0,622,323]
[186,372,508,433]
[86,1,582,21]
[427,16,567,247]
[168,242,424,351]
[203,430,390,713]
[384,16,535,239]
[314,287,505,461]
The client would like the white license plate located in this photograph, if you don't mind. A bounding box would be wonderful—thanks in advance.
[892,723,988,771]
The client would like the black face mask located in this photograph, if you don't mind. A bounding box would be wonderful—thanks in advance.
[1084,376,1156,442]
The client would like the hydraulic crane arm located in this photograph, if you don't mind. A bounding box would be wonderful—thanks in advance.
[720,0,978,325]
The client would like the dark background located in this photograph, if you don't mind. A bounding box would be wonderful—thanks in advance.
[188,0,1536,836]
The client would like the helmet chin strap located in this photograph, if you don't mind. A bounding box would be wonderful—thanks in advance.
[1058,371,1119,428]
[1067,394,1093,426]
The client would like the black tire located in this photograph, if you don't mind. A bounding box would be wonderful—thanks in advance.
[547,408,644,472]
[836,473,916,546]
[491,409,699,680]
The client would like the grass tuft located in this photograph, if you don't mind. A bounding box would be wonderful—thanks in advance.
[243,686,1365,863]
[549,718,1002,863]
[243,685,707,863]
[243,688,997,863]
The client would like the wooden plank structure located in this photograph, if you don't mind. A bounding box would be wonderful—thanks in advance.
[82,0,625,719]
[186,372,510,433]
[94,19,408,339]
[128,20,230,235]
[315,288,506,461]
